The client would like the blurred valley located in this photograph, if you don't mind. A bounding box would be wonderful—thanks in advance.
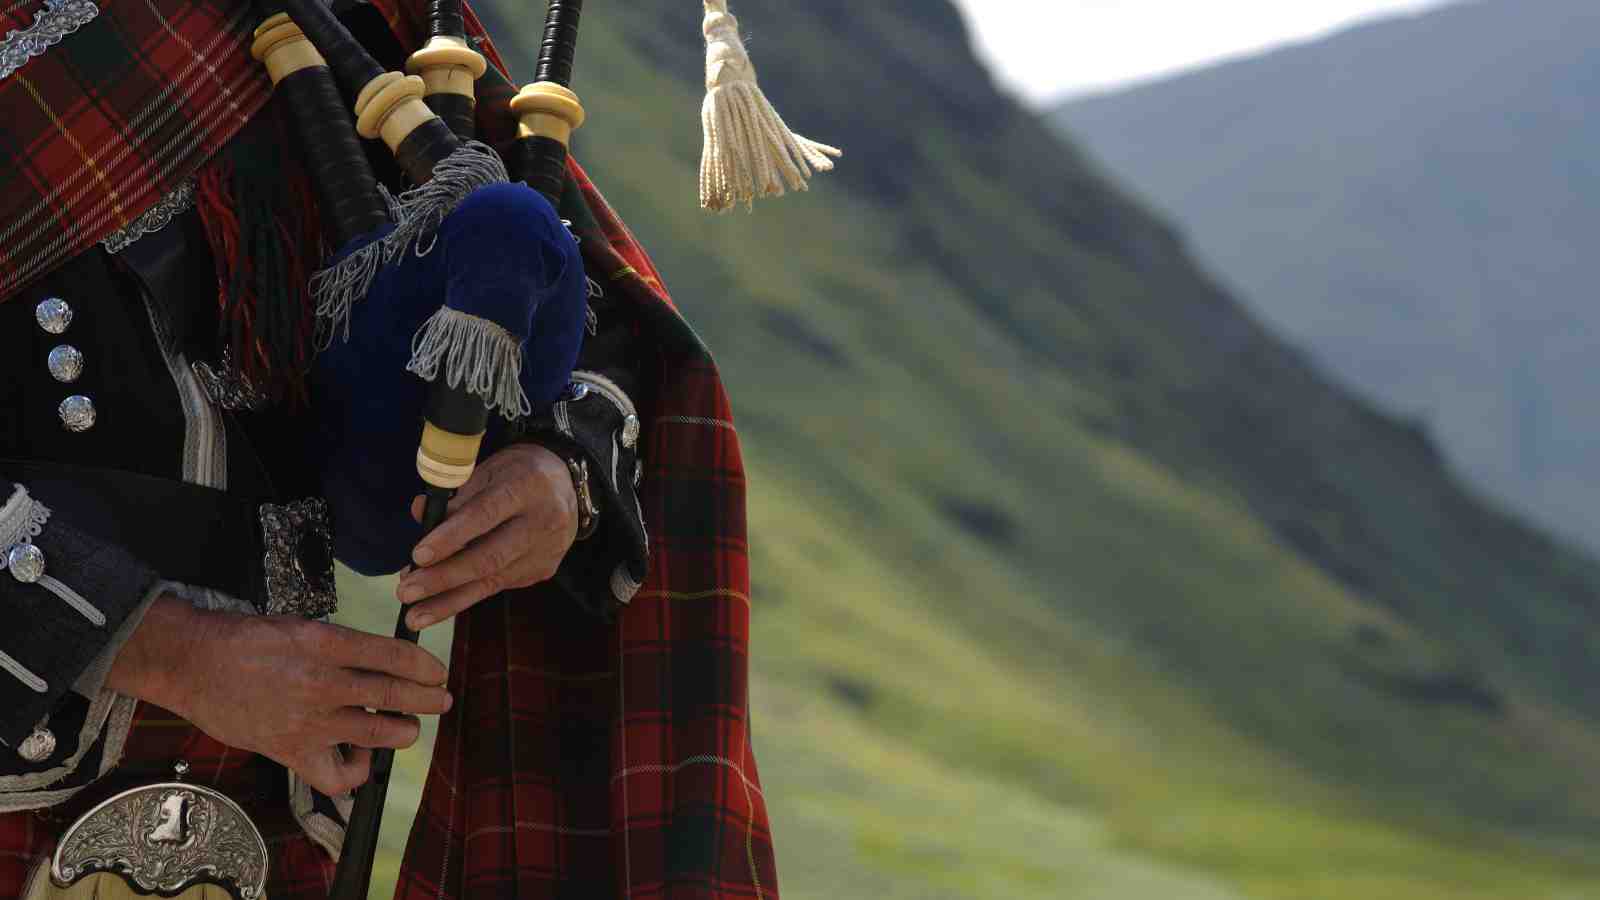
[1055,0,1600,554]
[350,1,1600,897]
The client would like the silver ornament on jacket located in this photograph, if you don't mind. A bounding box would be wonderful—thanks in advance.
[35,297,72,334]
[7,543,45,583]
[48,345,84,383]
[17,724,55,763]
[58,395,95,432]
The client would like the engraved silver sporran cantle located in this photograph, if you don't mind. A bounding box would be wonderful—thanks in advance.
[46,762,269,899]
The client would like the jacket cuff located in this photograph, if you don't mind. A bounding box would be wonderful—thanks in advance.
[72,587,163,700]
[0,483,162,750]
[518,371,649,618]
[0,583,163,807]
[0,579,259,809]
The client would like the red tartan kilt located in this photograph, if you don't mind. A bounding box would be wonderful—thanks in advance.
[0,703,335,899]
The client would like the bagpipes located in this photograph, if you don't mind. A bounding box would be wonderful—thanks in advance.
[247,0,584,894]
[247,0,841,896]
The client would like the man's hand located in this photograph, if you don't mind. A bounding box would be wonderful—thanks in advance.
[107,596,452,796]
[396,443,578,631]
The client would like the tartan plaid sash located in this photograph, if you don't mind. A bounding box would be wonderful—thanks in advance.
[0,0,270,303]
[0,0,779,896]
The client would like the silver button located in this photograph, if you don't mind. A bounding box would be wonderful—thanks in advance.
[568,383,591,402]
[47,345,84,383]
[17,725,55,763]
[35,298,73,334]
[7,543,45,583]
[59,395,96,432]
[622,414,641,449]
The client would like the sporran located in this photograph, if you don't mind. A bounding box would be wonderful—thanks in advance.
[22,764,269,900]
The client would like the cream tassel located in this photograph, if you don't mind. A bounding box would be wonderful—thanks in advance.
[699,0,841,212]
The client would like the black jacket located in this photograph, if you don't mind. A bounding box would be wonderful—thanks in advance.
[0,186,648,797]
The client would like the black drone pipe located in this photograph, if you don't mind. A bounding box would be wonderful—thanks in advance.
[412,0,479,138]
[254,0,591,896]
[510,0,586,206]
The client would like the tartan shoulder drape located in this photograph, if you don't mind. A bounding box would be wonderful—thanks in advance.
[383,5,778,895]
[0,0,271,303]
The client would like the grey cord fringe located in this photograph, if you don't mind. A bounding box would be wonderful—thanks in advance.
[310,142,510,347]
[406,307,532,419]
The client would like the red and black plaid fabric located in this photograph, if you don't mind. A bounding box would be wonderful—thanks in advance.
[0,0,778,897]
[0,0,270,304]
[388,6,779,897]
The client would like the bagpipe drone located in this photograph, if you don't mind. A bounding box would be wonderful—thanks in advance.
[251,0,584,585]
[248,0,588,894]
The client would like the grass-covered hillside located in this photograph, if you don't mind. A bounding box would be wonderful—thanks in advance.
[1055,0,1600,554]
[349,2,1600,897]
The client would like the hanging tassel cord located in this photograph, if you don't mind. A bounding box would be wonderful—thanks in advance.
[196,161,262,379]
[271,151,323,404]
[193,106,321,406]
[699,0,841,212]
[309,141,509,345]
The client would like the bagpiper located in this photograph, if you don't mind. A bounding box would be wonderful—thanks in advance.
[0,0,837,895]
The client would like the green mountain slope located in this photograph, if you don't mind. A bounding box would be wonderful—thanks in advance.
[1052,0,1600,554]
[351,2,1600,897]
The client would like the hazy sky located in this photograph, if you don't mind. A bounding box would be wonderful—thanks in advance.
[950,0,1457,104]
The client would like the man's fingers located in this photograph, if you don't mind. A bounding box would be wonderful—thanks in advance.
[340,747,374,791]
[405,576,503,631]
[411,478,525,568]
[398,518,535,605]
[406,454,512,560]
[405,544,564,630]
[330,709,424,750]
[292,746,371,797]
[341,630,447,686]
[411,451,503,523]
[302,621,448,686]
[336,670,453,715]
[446,460,500,506]
[290,756,344,797]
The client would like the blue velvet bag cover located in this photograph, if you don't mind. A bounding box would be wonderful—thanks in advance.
[314,181,587,575]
